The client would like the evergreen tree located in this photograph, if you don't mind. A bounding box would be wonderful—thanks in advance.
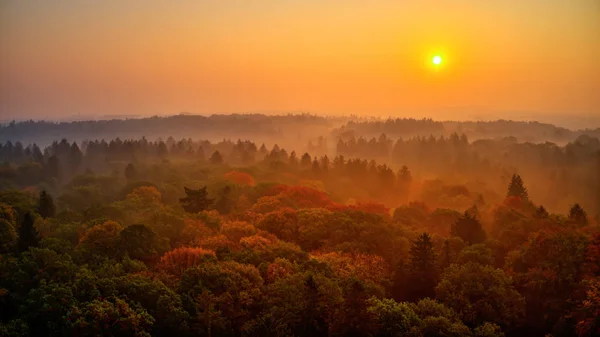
[405,233,437,301]
[288,151,299,167]
[17,212,39,253]
[300,153,312,168]
[214,185,233,215]
[569,203,588,225]
[451,211,487,245]
[210,151,224,165]
[45,155,61,182]
[157,141,168,158]
[535,205,549,219]
[507,174,528,200]
[180,186,214,213]
[124,163,138,181]
[68,142,83,174]
[37,190,56,219]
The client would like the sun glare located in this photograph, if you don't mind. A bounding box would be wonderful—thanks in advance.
[432,55,442,65]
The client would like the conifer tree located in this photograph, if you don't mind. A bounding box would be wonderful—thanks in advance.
[210,151,223,165]
[38,190,56,219]
[17,212,39,253]
[451,211,487,245]
[507,174,528,200]
[406,233,437,301]
[124,163,138,181]
[535,205,549,219]
[180,186,214,213]
[569,203,588,225]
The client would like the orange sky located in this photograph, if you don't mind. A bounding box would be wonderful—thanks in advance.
[1,0,599,122]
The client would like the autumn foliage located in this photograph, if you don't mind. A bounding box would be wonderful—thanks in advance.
[157,247,216,277]
[223,171,256,186]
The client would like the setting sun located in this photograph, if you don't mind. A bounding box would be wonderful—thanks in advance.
[432,55,443,65]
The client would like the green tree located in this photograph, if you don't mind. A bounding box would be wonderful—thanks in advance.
[119,224,169,264]
[569,203,588,225]
[179,186,214,213]
[124,163,138,181]
[37,190,55,219]
[534,205,549,219]
[366,297,421,337]
[435,262,524,327]
[473,322,505,337]
[17,212,39,253]
[457,244,493,266]
[67,297,155,337]
[0,219,17,253]
[210,150,224,165]
[214,185,234,215]
[405,233,438,301]
[451,212,486,245]
[506,174,528,200]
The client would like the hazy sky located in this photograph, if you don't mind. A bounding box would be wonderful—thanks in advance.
[1,0,599,122]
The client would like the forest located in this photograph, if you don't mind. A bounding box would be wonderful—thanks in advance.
[0,116,599,337]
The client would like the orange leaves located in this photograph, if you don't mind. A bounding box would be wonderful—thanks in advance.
[157,247,216,277]
[221,221,257,242]
[181,218,213,242]
[312,251,391,284]
[124,186,163,214]
[266,184,334,208]
[77,220,123,257]
[223,171,255,186]
[328,202,390,217]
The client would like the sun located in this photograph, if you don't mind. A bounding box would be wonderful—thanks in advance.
[432,55,442,65]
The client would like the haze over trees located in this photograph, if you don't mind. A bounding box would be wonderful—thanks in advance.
[0,114,599,337]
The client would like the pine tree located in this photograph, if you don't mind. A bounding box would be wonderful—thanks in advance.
[17,212,39,253]
[209,151,223,165]
[535,205,549,219]
[451,211,487,245]
[124,163,138,181]
[38,190,56,219]
[569,203,588,225]
[406,233,437,301]
[507,174,528,200]
[214,185,233,215]
[180,186,214,213]
[300,153,312,168]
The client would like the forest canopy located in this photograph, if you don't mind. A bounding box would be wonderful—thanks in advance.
[0,114,599,337]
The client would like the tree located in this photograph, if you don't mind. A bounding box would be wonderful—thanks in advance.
[180,186,214,213]
[67,297,155,337]
[405,233,438,301]
[37,190,55,219]
[44,155,61,183]
[214,185,234,215]
[210,150,224,165]
[300,153,312,168]
[119,224,168,264]
[569,203,588,225]
[451,212,486,245]
[366,297,421,337]
[436,262,524,327]
[534,205,548,219]
[124,163,138,181]
[0,219,17,253]
[506,174,528,200]
[76,221,123,260]
[17,212,39,253]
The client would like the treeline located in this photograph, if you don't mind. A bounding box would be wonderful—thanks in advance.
[333,118,600,144]
[0,142,598,336]
[336,133,600,216]
[0,114,336,147]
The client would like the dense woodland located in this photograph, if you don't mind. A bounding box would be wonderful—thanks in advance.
[0,116,599,337]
